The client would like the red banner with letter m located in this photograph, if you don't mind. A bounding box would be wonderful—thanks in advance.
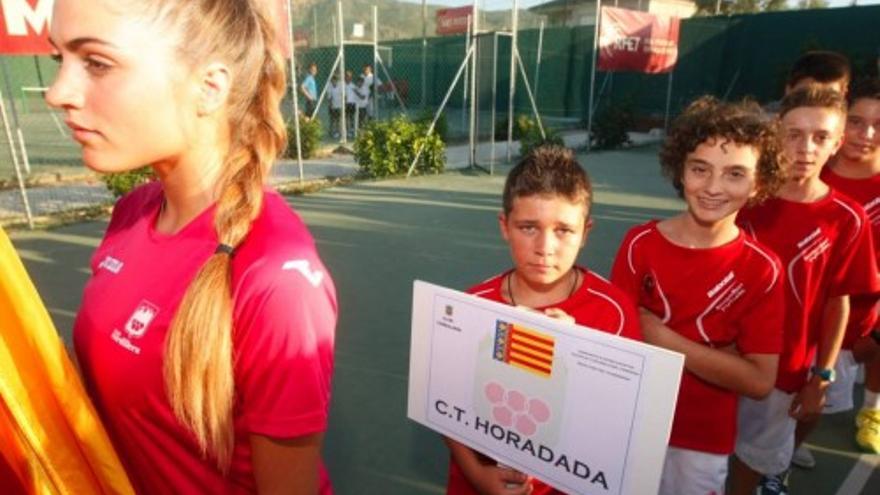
[597,7,680,74]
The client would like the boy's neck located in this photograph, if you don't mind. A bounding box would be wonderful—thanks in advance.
[829,154,880,179]
[505,269,581,309]
[777,174,829,203]
[660,213,739,249]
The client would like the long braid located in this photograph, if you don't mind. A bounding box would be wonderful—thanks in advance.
[152,0,287,472]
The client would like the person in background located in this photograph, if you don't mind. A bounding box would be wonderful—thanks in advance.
[300,62,318,119]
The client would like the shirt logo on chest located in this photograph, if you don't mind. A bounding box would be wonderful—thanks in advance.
[98,255,124,274]
[110,300,160,355]
[124,301,159,338]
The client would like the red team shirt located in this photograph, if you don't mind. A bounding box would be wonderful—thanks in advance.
[446,267,641,495]
[737,191,880,393]
[610,221,784,454]
[821,167,880,347]
[73,183,337,494]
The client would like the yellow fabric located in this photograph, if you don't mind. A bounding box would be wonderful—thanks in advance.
[0,227,134,495]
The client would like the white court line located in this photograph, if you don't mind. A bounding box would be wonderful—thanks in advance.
[834,453,880,495]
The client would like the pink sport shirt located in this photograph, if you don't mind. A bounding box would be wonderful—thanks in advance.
[74,183,337,494]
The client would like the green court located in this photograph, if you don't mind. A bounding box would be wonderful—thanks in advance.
[9,145,880,494]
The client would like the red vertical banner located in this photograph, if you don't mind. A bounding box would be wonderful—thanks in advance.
[597,7,680,74]
[0,0,54,55]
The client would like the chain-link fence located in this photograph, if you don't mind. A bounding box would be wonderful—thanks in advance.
[3,2,880,226]
[0,56,110,227]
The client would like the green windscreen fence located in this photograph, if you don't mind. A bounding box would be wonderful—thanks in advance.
[3,5,880,137]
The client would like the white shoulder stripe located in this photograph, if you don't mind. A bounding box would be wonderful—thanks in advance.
[743,239,779,293]
[832,197,863,244]
[586,287,625,335]
[472,287,494,297]
[282,259,324,287]
[627,228,653,274]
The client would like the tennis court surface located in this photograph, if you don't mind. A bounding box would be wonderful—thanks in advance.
[10,145,879,494]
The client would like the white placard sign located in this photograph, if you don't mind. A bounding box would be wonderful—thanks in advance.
[407,281,684,495]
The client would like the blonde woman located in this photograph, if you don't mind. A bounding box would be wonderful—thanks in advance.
[46,0,337,493]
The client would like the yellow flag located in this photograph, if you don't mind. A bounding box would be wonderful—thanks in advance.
[0,227,134,495]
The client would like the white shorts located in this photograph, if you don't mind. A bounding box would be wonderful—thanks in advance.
[658,446,728,495]
[825,350,859,414]
[735,388,796,476]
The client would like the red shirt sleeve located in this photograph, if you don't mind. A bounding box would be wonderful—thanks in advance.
[232,258,337,438]
[736,262,785,355]
[617,292,643,341]
[610,229,643,303]
[829,207,880,298]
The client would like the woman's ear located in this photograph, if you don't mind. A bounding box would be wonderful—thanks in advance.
[196,62,231,116]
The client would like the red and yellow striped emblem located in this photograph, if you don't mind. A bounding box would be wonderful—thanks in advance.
[493,320,555,378]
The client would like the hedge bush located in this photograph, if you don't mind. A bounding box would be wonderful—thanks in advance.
[518,116,564,156]
[589,100,634,150]
[494,114,537,140]
[102,167,155,198]
[286,113,322,159]
[354,115,445,178]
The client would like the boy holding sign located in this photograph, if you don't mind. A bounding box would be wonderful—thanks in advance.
[445,146,641,495]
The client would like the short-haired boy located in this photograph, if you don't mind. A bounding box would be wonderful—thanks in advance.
[610,97,786,495]
[444,146,641,495]
[821,78,880,454]
[731,87,880,495]
[786,50,851,96]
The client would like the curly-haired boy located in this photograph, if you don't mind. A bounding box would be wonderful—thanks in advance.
[611,96,786,495]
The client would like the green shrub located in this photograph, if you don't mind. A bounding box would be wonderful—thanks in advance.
[102,167,155,198]
[494,114,535,140]
[414,108,448,142]
[286,113,322,159]
[589,100,634,150]
[354,115,445,178]
[518,116,564,156]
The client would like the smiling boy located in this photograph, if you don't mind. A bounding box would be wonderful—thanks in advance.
[610,97,786,495]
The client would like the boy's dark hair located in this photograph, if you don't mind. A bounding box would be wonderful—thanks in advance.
[660,96,784,203]
[308,62,317,69]
[502,146,592,216]
[848,77,880,107]
[779,86,847,118]
[787,51,851,90]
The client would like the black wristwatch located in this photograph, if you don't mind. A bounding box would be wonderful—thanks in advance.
[871,329,880,346]
[810,366,836,383]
